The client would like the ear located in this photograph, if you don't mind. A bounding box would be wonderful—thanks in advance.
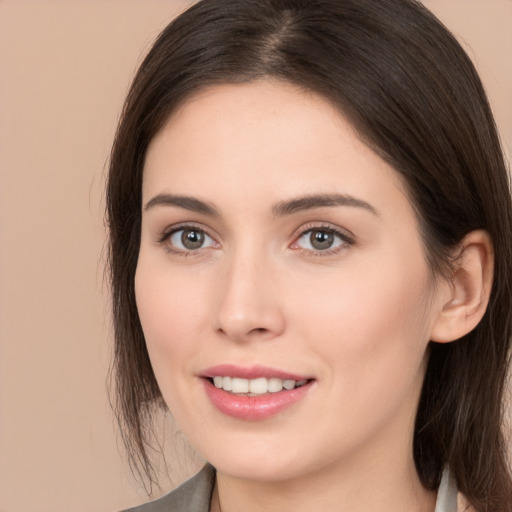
[430,230,494,343]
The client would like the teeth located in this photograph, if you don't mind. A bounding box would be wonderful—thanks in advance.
[249,377,267,394]
[267,378,283,393]
[231,378,249,393]
[283,379,295,390]
[212,376,308,395]
[223,376,232,391]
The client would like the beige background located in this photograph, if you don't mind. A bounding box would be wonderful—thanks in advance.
[0,1,510,511]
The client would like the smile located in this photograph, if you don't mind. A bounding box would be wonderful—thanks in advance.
[200,365,315,420]
[212,376,308,395]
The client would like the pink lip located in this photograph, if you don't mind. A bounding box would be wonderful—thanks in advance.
[200,364,309,381]
[200,365,315,421]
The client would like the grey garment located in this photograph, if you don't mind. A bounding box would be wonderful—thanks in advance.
[121,465,215,512]
[121,464,458,512]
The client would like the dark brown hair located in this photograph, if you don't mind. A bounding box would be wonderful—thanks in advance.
[107,0,512,509]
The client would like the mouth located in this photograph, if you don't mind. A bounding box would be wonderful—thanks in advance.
[200,365,315,420]
[208,376,310,396]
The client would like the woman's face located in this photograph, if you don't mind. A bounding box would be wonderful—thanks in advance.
[136,81,446,483]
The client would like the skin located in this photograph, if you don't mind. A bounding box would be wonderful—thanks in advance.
[136,80,462,512]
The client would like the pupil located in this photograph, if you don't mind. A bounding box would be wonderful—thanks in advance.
[311,230,333,250]
[182,229,204,249]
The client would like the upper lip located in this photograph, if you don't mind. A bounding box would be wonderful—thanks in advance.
[200,364,311,381]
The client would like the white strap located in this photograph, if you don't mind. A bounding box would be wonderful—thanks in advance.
[434,468,458,512]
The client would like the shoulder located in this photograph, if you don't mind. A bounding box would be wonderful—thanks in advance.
[120,464,216,512]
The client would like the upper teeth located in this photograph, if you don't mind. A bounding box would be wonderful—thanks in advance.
[212,376,307,395]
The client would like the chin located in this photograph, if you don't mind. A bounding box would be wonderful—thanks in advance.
[197,435,319,483]
[211,455,305,483]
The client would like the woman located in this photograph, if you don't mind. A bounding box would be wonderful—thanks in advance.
[107,0,512,510]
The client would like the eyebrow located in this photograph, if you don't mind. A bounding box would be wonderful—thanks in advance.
[143,192,378,218]
[144,194,219,216]
[272,193,378,217]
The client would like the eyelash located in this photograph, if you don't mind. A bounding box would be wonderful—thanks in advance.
[290,223,355,257]
[157,222,355,257]
[158,223,218,257]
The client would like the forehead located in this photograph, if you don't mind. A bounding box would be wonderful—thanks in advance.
[143,80,410,219]
[146,80,352,171]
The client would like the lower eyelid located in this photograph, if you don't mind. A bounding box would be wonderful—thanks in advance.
[156,224,219,252]
[156,223,353,255]
[290,226,355,254]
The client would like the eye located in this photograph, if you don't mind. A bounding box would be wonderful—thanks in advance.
[165,227,217,252]
[293,227,352,253]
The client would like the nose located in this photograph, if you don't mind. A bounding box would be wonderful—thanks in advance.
[214,249,286,343]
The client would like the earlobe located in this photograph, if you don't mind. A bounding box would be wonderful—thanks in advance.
[430,230,494,343]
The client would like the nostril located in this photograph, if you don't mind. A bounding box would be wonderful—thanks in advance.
[215,302,286,342]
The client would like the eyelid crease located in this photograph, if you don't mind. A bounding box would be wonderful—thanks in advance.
[291,222,356,244]
[156,222,220,257]
[289,222,357,257]
[157,221,217,243]
[155,221,355,258]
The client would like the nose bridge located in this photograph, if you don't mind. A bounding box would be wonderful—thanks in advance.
[215,240,284,341]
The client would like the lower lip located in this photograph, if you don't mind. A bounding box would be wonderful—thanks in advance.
[202,379,314,420]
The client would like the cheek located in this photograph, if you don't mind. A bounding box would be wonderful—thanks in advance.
[295,256,433,386]
[292,265,433,450]
[134,261,218,425]
[134,261,210,378]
